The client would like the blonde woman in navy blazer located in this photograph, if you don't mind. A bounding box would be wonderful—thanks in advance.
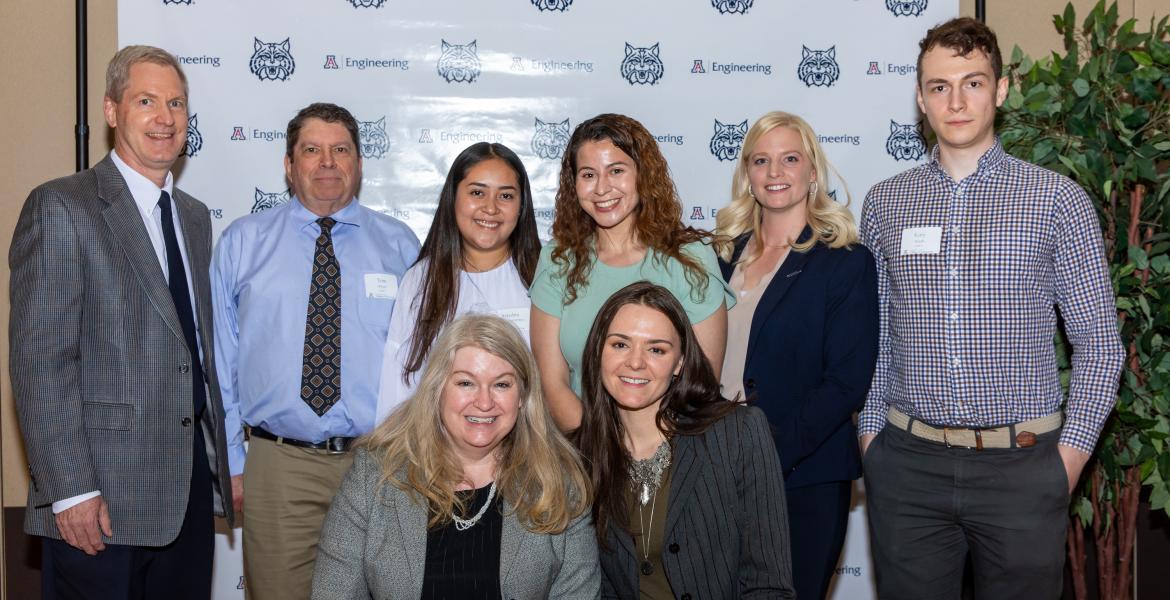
[715,112,879,600]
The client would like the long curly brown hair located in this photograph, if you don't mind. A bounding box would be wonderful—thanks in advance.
[550,113,710,304]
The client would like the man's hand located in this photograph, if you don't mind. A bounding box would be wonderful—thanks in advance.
[860,433,877,457]
[231,474,244,515]
[1056,444,1091,494]
[55,496,112,556]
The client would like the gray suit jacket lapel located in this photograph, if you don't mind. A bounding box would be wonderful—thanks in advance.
[396,490,429,596]
[95,157,186,344]
[664,434,699,537]
[498,500,524,587]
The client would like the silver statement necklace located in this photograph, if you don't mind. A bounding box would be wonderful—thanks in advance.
[629,439,672,577]
[452,481,497,531]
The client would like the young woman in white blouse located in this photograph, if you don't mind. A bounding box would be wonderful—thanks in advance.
[376,142,541,421]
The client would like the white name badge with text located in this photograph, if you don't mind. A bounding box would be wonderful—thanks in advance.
[900,226,942,255]
[492,306,530,339]
[364,273,398,299]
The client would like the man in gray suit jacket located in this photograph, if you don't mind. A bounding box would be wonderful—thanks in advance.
[10,45,234,599]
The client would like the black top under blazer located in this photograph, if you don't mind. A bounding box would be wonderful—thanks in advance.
[599,405,796,599]
[719,227,879,489]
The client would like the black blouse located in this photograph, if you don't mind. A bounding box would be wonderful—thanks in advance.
[421,482,504,600]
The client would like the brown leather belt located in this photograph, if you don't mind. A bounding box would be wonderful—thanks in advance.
[887,407,1062,450]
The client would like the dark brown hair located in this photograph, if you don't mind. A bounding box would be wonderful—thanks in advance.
[550,113,710,304]
[402,142,541,382]
[917,17,1003,84]
[285,102,361,159]
[573,282,738,547]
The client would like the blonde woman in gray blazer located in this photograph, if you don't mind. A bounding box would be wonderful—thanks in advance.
[312,315,599,599]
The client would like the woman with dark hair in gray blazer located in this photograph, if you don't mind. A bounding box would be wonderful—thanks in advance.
[575,282,796,599]
[311,314,599,599]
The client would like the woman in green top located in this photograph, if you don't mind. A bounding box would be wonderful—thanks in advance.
[530,113,734,432]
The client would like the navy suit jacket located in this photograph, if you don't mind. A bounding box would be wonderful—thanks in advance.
[719,228,879,489]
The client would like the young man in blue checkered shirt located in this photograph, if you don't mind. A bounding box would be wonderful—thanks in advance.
[858,17,1124,598]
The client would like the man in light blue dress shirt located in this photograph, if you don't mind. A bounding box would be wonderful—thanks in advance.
[211,102,419,599]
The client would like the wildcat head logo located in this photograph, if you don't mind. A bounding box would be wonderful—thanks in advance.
[712,0,753,14]
[358,117,389,159]
[437,40,481,83]
[709,119,748,161]
[621,43,664,86]
[251,188,290,213]
[182,114,203,158]
[347,0,387,7]
[532,118,570,160]
[249,38,295,81]
[532,0,572,11]
[885,120,926,161]
[886,0,927,16]
[797,46,839,87]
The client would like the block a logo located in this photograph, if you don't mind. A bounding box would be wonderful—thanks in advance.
[252,188,290,213]
[692,60,706,73]
[712,0,753,15]
[358,116,389,159]
[437,40,481,83]
[797,46,840,87]
[511,57,525,71]
[886,120,926,161]
[249,38,295,81]
[690,206,706,220]
[419,129,434,143]
[828,189,838,201]
[887,0,927,17]
[532,118,571,160]
[867,61,881,75]
[181,114,203,158]
[531,0,572,11]
[323,55,340,69]
[709,119,748,162]
[621,43,664,86]
[231,126,246,141]
[347,0,387,7]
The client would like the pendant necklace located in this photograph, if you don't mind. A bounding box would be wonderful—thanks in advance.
[629,438,672,576]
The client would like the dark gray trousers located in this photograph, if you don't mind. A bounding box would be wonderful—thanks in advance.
[863,425,1068,600]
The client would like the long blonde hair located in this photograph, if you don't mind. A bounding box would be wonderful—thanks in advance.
[364,314,590,533]
[715,111,858,265]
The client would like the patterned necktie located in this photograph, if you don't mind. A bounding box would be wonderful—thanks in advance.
[301,217,342,416]
[158,191,206,418]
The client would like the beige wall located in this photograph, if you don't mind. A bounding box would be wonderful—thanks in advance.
[961,0,1169,60]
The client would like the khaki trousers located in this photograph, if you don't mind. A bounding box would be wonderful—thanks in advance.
[242,436,354,600]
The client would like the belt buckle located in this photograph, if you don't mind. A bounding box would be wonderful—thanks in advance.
[942,427,983,451]
[325,437,348,454]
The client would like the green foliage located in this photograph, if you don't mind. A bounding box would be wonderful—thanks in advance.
[1000,1,1170,521]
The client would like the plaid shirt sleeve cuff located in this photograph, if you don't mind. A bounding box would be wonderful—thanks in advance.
[1058,418,1104,454]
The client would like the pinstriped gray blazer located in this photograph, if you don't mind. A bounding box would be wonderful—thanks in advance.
[311,448,601,599]
[600,405,796,599]
[9,156,235,545]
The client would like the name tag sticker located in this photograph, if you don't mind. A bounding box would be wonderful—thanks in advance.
[900,226,942,255]
[492,307,529,334]
[364,273,398,299]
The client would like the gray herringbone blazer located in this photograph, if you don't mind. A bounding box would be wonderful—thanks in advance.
[311,448,601,599]
[9,156,235,546]
[600,405,796,599]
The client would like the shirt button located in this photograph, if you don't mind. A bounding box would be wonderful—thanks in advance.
[952,358,961,368]
[181,417,192,427]
[950,268,959,277]
[669,542,680,554]
[179,363,190,374]
[952,226,959,234]
[950,312,959,321]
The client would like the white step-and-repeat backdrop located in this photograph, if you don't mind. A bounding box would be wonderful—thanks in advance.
[119,1,955,597]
